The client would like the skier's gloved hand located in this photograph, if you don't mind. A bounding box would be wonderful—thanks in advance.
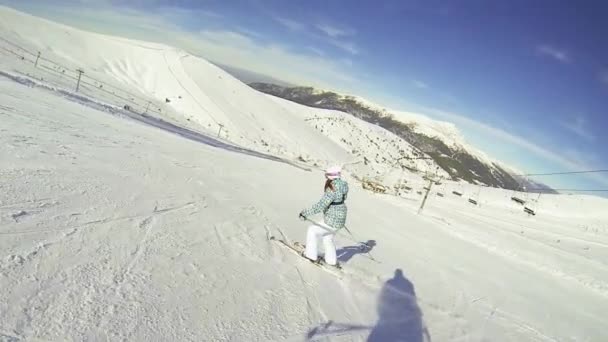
[298,212,306,221]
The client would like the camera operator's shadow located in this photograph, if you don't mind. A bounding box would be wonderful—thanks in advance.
[306,268,431,342]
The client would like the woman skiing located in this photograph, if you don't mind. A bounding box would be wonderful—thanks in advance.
[299,165,349,267]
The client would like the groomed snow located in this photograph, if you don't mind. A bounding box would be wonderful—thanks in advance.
[3,69,608,342]
[2,5,608,342]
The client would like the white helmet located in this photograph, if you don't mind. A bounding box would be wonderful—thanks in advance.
[325,165,342,180]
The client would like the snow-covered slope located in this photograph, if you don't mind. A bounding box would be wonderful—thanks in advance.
[340,94,506,170]
[391,110,503,168]
[329,95,498,167]
[0,5,350,167]
[2,5,608,341]
[347,100,519,179]
[393,111,467,148]
[3,72,608,342]
[267,95,448,182]
[249,83,524,190]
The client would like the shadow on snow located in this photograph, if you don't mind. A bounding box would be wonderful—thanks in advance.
[306,268,431,342]
[336,240,376,264]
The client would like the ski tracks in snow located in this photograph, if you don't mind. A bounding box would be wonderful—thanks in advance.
[294,266,329,327]
[427,208,608,300]
[263,220,382,341]
[113,215,156,297]
[1,201,197,272]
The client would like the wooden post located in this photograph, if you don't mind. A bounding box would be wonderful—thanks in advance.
[144,101,151,114]
[418,178,434,214]
[217,124,224,137]
[76,69,84,92]
[35,52,41,67]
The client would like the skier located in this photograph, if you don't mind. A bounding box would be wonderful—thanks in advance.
[299,165,349,267]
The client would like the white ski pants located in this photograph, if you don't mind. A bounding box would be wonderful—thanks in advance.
[304,222,337,265]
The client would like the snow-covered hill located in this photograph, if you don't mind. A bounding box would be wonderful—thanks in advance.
[3,70,608,342]
[313,93,512,174]
[266,95,448,182]
[0,4,454,186]
[2,5,608,341]
[392,111,482,156]
[0,5,351,168]
[249,83,528,191]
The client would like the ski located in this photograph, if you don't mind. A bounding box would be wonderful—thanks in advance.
[269,236,344,275]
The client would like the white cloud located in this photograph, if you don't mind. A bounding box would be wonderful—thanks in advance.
[159,6,224,19]
[315,23,355,38]
[341,58,353,67]
[195,9,223,19]
[562,147,600,168]
[273,16,305,31]
[412,80,429,89]
[559,116,595,142]
[268,18,360,55]
[3,3,187,37]
[536,44,570,63]
[235,26,264,39]
[176,29,359,88]
[306,46,326,56]
[7,3,358,91]
[312,23,359,55]
[328,39,359,55]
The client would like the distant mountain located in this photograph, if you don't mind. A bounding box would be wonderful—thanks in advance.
[512,176,559,194]
[214,63,294,87]
[249,82,552,191]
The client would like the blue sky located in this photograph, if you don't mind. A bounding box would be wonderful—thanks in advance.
[3,0,608,192]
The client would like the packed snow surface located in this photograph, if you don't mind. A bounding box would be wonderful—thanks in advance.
[3,65,608,342]
[2,5,608,342]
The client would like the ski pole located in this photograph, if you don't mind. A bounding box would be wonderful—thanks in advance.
[342,225,380,263]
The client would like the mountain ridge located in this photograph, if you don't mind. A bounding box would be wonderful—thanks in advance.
[249,82,556,193]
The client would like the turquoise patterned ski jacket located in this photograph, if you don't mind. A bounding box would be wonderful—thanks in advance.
[301,178,349,229]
